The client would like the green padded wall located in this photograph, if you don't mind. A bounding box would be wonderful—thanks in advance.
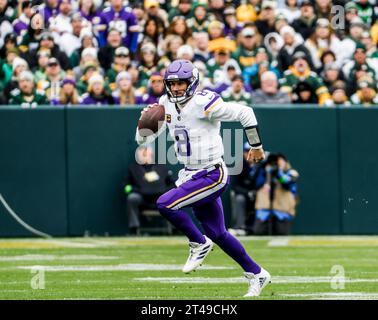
[0,106,68,236]
[338,107,378,234]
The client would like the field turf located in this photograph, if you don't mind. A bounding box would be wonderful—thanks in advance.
[0,236,377,300]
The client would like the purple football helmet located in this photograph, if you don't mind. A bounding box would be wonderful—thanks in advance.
[164,59,200,103]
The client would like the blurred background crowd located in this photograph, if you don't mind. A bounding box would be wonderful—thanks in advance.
[1,0,378,107]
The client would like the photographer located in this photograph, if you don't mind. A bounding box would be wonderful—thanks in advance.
[253,152,299,235]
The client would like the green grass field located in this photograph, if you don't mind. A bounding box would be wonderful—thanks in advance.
[0,236,377,300]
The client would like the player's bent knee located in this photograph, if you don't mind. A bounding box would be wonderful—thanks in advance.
[156,195,174,213]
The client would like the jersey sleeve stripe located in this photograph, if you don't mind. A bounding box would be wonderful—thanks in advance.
[204,95,221,111]
[204,98,222,115]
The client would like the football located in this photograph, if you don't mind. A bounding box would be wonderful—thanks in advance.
[138,104,165,137]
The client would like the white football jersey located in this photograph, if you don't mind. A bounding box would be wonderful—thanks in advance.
[136,89,258,169]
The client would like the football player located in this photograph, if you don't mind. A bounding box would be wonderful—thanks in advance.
[135,60,271,297]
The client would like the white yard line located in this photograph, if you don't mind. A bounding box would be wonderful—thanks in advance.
[0,254,118,261]
[278,292,378,300]
[16,264,234,272]
[267,238,289,247]
[134,276,378,284]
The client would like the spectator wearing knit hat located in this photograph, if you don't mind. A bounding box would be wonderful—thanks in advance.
[343,43,378,92]
[4,57,29,101]
[9,70,47,107]
[69,28,98,68]
[51,76,80,105]
[112,71,135,105]
[187,2,211,34]
[72,47,100,82]
[81,73,115,105]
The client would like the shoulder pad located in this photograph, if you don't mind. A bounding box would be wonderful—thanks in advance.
[36,89,46,96]
[309,71,318,77]
[81,93,89,99]
[10,88,20,96]
[158,94,168,105]
[243,92,251,98]
[193,90,221,108]
[103,7,111,12]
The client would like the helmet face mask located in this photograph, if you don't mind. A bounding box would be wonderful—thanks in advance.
[164,59,199,104]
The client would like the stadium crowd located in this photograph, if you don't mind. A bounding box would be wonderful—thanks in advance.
[1,0,378,107]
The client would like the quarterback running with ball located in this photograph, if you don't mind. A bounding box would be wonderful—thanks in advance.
[135,59,271,297]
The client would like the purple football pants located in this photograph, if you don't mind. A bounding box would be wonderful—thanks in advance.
[157,164,261,274]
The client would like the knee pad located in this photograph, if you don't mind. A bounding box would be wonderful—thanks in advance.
[156,195,176,218]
